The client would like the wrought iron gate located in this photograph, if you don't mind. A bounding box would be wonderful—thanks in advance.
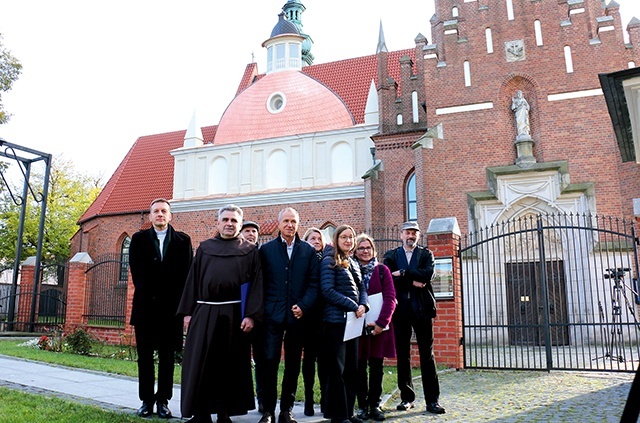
[460,213,640,372]
[84,253,129,327]
[0,263,68,333]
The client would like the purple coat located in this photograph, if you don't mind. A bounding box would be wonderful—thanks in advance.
[358,263,396,359]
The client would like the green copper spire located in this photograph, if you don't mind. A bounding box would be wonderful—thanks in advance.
[282,0,314,65]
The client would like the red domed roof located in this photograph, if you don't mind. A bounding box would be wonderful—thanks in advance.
[214,70,355,145]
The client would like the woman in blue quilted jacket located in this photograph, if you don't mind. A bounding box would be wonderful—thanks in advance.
[320,224,369,423]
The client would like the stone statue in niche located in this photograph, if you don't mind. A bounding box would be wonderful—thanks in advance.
[511,90,530,138]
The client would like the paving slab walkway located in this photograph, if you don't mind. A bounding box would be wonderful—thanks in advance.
[0,354,636,422]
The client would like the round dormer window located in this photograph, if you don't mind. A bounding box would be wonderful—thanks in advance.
[267,92,286,114]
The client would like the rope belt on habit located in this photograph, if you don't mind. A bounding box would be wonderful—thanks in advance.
[196,300,241,305]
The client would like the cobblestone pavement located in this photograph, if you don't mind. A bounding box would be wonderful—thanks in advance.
[382,369,634,423]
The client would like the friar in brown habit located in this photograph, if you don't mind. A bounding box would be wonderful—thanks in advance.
[177,204,263,423]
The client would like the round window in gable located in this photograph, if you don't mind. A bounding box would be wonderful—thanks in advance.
[267,92,286,114]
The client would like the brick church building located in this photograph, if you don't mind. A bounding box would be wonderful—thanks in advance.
[65,0,640,368]
[73,0,640,256]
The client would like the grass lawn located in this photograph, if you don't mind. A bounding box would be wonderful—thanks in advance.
[0,337,422,408]
[0,338,144,380]
[0,386,167,423]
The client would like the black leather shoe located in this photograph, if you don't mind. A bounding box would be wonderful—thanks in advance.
[426,402,446,414]
[156,401,172,418]
[259,412,274,423]
[278,411,298,423]
[356,407,369,419]
[396,401,414,411]
[349,416,364,423]
[304,402,314,416]
[137,402,153,417]
[217,412,233,423]
[369,407,385,421]
[186,414,213,423]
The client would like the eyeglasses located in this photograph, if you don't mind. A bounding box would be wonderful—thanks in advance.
[357,246,372,251]
[339,235,354,241]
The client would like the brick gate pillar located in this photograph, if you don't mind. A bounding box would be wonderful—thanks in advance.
[64,252,93,332]
[426,217,464,369]
[16,257,37,331]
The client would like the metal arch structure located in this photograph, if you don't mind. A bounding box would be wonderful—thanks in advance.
[0,137,51,331]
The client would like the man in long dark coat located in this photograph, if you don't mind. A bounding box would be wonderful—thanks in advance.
[178,204,263,423]
[129,198,193,419]
[382,221,445,415]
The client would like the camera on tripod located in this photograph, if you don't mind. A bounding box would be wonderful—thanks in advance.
[604,268,630,280]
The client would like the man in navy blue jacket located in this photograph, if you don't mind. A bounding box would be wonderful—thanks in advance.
[258,208,320,423]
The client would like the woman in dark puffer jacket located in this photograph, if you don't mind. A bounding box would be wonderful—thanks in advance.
[320,225,369,423]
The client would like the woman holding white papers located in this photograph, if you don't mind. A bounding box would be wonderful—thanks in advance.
[320,225,369,423]
[354,234,396,422]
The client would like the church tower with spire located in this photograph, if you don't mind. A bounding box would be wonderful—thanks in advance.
[282,0,314,66]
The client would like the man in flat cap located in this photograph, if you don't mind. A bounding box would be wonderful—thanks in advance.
[382,221,445,415]
[241,221,260,246]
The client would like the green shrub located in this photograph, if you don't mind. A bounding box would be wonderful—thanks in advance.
[64,326,94,355]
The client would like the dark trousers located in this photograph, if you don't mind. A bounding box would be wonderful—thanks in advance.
[357,357,383,409]
[134,325,175,404]
[263,321,304,413]
[393,313,440,403]
[302,316,324,405]
[322,322,358,421]
[251,322,266,406]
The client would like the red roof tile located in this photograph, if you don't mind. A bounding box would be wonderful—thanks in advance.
[215,70,354,145]
[303,49,414,124]
[79,126,216,223]
[81,48,415,222]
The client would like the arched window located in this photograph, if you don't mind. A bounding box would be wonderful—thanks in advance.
[485,28,493,53]
[406,173,417,222]
[534,20,543,46]
[564,46,574,73]
[209,156,228,195]
[266,149,288,189]
[119,236,131,282]
[506,0,514,20]
[464,61,471,86]
[330,142,353,183]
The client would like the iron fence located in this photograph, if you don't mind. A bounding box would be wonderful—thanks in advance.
[0,261,68,332]
[461,213,640,372]
[84,253,128,327]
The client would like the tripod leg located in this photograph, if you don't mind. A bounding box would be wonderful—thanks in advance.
[611,286,625,362]
[593,300,613,361]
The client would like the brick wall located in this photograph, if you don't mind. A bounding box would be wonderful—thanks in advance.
[370,0,640,235]
[72,198,367,260]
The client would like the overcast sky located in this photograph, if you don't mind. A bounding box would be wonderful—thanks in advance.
[1,0,639,180]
